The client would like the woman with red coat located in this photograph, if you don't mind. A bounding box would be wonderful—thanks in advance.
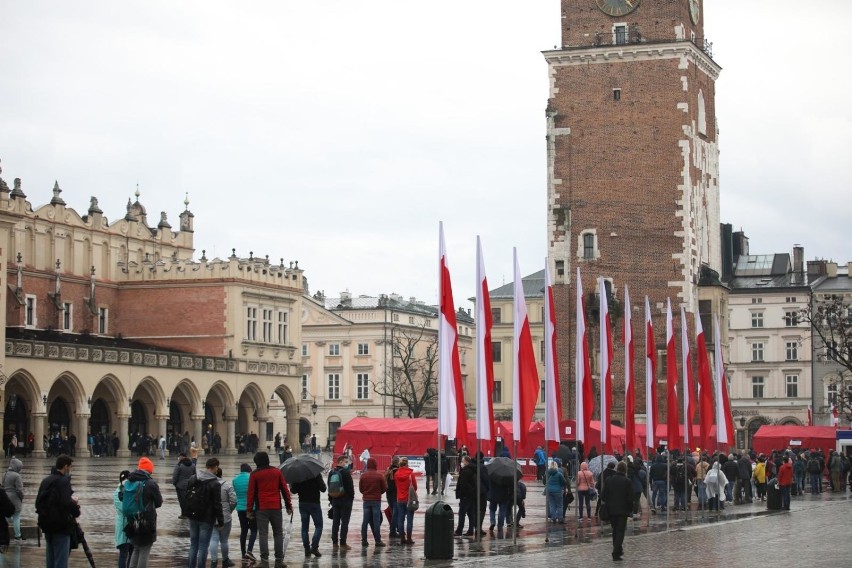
[777,456,794,510]
[393,457,418,545]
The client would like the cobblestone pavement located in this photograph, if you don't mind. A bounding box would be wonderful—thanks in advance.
[1,454,850,567]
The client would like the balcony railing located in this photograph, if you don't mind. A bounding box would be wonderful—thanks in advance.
[562,26,713,59]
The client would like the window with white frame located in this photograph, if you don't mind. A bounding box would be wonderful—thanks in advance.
[98,307,108,335]
[62,302,73,331]
[751,312,764,328]
[301,374,308,399]
[784,311,798,327]
[697,89,707,135]
[277,310,288,344]
[751,342,764,362]
[540,339,546,363]
[582,233,595,259]
[752,376,765,398]
[828,383,838,405]
[357,343,369,356]
[262,308,273,343]
[786,374,798,398]
[328,343,340,356]
[246,306,257,341]
[25,295,36,328]
[409,316,415,324]
[785,341,798,361]
[614,24,627,45]
[392,313,399,322]
[356,373,370,400]
[493,380,502,404]
[327,373,340,400]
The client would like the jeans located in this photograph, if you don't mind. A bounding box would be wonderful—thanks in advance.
[725,481,734,502]
[673,489,685,510]
[45,532,70,568]
[395,502,414,537]
[809,473,821,494]
[387,497,398,536]
[331,499,353,544]
[456,497,474,533]
[653,480,668,510]
[299,502,323,550]
[10,510,21,538]
[255,509,284,561]
[489,500,508,529]
[209,520,232,564]
[361,500,382,542]
[577,489,593,517]
[546,491,563,521]
[780,485,791,509]
[129,543,152,568]
[696,480,707,507]
[237,510,257,557]
[794,473,804,492]
[188,520,214,568]
[118,542,134,568]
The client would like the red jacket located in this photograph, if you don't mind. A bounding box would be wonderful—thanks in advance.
[247,466,292,511]
[394,466,418,502]
[777,462,794,487]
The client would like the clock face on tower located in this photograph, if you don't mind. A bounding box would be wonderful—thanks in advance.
[595,0,640,17]
[689,0,700,24]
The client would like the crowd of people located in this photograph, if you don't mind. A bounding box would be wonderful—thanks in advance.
[0,442,846,567]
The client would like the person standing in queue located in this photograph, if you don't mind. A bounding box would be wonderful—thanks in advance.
[600,461,634,562]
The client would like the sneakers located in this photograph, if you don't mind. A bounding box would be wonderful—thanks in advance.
[304,549,311,558]
[339,543,352,550]
[243,552,256,562]
[223,560,235,567]
[375,541,387,547]
[310,546,322,557]
[362,540,369,547]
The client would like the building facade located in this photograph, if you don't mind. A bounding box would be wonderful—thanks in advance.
[299,292,474,450]
[0,170,304,456]
[543,0,724,426]
[725,246,812,448]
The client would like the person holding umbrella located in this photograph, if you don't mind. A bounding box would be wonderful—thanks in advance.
[286,456,327,558]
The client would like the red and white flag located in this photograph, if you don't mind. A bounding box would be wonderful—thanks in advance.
[512,249,539,447]
[807,405,813,427]
[645,297,658,451]
[475,237,495,443]
[576,269,594,445]
[694,313,715,453]
[831,402,840,426]
[544,263,563,452]
[665,299,680,451]
[438,223,467,445]
[623,286,637,452]
[680,306,695,450]
[714,314,734,446]
[599,277,614,454]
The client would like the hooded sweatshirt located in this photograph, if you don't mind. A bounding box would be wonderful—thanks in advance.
[192,469,225,526]
[576,462,595,491]
[3,458,24,512]
[359,458,388,501]
[172,457,195,491]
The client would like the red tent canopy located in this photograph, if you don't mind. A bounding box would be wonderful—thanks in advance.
[635,424,721,454]
[557,420,627,453]
[751,425,848,455]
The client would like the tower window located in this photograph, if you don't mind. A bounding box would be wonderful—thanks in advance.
[583,233,595,259]
[613,89,621,101]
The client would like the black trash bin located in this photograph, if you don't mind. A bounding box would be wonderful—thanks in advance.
[424,502,454,559]
[766,480,781,510]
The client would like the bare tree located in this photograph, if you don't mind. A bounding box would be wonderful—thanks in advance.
[373,324,438,418]
[800,293,852,423]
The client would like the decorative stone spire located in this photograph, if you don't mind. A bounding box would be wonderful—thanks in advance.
[157,211,171,229]
[125,197,137,221]
[179,192,194,232]
[0,157,10,193]
[50,180,66,205]
[10,177,26,199]
[88,196,103,215]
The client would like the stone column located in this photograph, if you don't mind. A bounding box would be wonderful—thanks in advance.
[77,414,90,456]
[224,417,237,455]
[286,415,301,453]
[32,412,46,458]
[117,414,130,457]
[256,417,269,452]
[155,415,168,441]
[191,415,204,448]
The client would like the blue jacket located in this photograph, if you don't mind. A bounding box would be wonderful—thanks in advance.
[545,467,566,493]
[534,449,547,466]
[232,471,250,512]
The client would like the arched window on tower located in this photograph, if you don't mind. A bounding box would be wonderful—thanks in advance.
[578,229,599,260]
[697,89,707,136]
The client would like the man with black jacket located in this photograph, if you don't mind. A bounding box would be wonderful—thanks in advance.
[187,457,224,568]
[328,454,355,550]
[454,456,477,535]
[601,461,634,562]
[721,454,739,503]
[290,470,326,558]
[171,452,194,518]
[649,455,668,512]
[736,454,753,504]
[35,455,81,568]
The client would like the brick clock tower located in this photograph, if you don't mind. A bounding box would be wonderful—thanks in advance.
[545,0,722,428]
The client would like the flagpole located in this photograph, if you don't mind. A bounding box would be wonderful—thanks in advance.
[475,439,482,542]
[512,440,518,545]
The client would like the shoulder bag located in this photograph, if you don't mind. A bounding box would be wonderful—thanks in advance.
[406,477,419,512]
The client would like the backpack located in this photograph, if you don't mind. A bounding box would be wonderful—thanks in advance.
[328,469,345,498]
[674,464,686,485]
[183,476,211,520]
[122,478,147,518]
[36,479,69,533]
[807,459,820,474]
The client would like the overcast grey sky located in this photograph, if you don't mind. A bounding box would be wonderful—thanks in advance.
[1,1,848,310]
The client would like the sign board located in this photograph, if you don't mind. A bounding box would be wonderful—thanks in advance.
[406,457,426,474]
[788,439,802,447]
[563,425,573,436]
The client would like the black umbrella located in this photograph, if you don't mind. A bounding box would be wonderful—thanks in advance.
[484,457,523,486]
[279,453,326,484]
[74,520,96,568]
